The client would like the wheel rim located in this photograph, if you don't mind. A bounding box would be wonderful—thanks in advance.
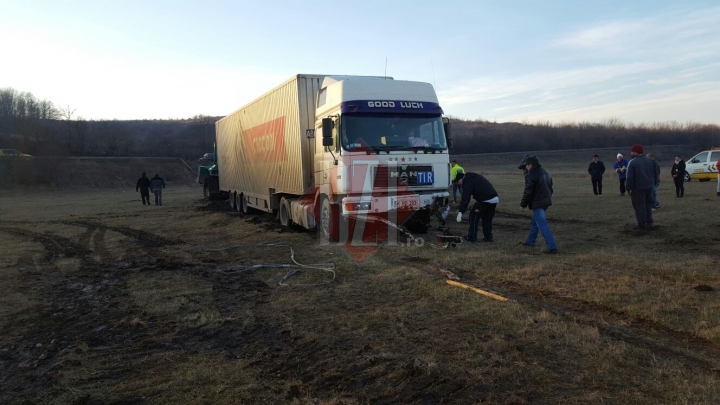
[684,172,690,182]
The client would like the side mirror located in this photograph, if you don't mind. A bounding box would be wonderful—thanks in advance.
[322,118,333,147]
[443,117,452,149]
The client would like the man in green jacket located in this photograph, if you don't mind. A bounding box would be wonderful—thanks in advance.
[451,160,465,203]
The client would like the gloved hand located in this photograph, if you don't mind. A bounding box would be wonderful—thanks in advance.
[456,212,462,222]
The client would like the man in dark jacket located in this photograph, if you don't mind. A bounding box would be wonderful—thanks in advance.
[135,172,151,205]
[520,156,558,254]
[587,154,606,195]
[671,155,685,197]
[149,173,166,206]
[647,152,661,209]
[626,144,657,230]
[455,172,499,242]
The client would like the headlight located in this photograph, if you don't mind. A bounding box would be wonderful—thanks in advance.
[344,202,371,211]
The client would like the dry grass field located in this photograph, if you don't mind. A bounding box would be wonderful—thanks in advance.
[1,151,720,404]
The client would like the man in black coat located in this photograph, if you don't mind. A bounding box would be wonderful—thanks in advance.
[521,156,558,254]
[626,144,657,230]
[587,154,606,195]
[135,172,151,205]
[455,172,499,242]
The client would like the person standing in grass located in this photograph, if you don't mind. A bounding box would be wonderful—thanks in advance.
[646,152,661,209]
[671,155,685,197]
[614,153,628,196]
[150,173,166,206]
[520,156,558,254]
[587,154,606,195]
[450,160,465,203]
[716,155,720,197]
[135,172,151,205]
[626,144,657,231]
[455,172,499,243]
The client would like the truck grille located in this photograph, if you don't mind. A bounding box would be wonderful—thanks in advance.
[373,165,433,188]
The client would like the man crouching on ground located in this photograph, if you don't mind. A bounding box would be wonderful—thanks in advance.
[455,172,499,243]
[520,157,558,254]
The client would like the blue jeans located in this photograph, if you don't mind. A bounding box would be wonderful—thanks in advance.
[652,183,659,207]
[452,182,463,202]
[526,208,557,250]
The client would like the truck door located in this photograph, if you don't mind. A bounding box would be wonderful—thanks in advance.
[688,151,709,179]
[711,151,720,176]
[315,119,338,187]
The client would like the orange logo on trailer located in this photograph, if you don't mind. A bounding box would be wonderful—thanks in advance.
[243,117,287,163]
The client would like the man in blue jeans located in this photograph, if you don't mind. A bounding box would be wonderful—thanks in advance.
[520,156,558,254]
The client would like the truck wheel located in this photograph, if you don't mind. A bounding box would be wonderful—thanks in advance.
[236,193,243,212]
[684,172,691,182]
[229,191,236,209]
[279,197,291,227]
[320,197,339,242]
[241,193,249,214]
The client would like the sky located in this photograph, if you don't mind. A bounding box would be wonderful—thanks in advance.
[1,0,719,124]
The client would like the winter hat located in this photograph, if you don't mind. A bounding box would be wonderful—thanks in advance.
[617,153,623,159]
[455,172,465,181]
[631,144,644,154]
[525,156,540,166]
[592,154,599,158]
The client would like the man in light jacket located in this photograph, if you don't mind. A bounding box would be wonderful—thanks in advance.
[150,173,166,206]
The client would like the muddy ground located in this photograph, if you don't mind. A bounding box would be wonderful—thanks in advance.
[1,161,720,404]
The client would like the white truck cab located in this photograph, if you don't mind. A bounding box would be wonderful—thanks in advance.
[685,149,720,182]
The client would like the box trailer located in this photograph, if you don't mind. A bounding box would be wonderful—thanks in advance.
[216,74,452,241]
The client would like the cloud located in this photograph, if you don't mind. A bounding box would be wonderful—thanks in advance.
[500,82,720,124]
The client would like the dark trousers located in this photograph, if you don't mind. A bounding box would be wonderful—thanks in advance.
[619,179,626,195]
[140,188,150,205]
[673,176,684,197]
[630,188,654,228]
[591,178,603,195]
[467,202,496,241]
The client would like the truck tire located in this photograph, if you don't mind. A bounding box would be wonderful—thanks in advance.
[241,193,249,214]
[320,197,339,242]
[279,197,291,227]
[229,191,236,209]
[235,193,243,212]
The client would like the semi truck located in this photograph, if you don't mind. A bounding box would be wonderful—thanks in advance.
[216,74,452,241]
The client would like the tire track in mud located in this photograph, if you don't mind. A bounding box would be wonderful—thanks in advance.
[0,228,92,261]
[57,220,182,249]
[466,276,720,373]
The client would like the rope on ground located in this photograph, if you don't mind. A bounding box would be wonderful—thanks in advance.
[194,239,291,252]
[215,245,336,287]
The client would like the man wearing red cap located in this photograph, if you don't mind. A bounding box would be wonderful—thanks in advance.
[626,144,658,230]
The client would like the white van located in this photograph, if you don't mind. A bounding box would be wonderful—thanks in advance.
[685,149,720,182]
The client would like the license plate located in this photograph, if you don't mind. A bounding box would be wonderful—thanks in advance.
[391,196,419,209]
[416,171,434,185]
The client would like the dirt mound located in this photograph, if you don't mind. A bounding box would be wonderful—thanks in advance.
[0,157,197,191]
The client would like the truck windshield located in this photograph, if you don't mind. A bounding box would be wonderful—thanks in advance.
[341,114,447,152]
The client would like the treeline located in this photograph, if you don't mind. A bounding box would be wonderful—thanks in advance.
[0,87,217,159]
[450,118,720,154]
[2,87,719,158]
[0,88,61,120]
[0,116,217,159]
